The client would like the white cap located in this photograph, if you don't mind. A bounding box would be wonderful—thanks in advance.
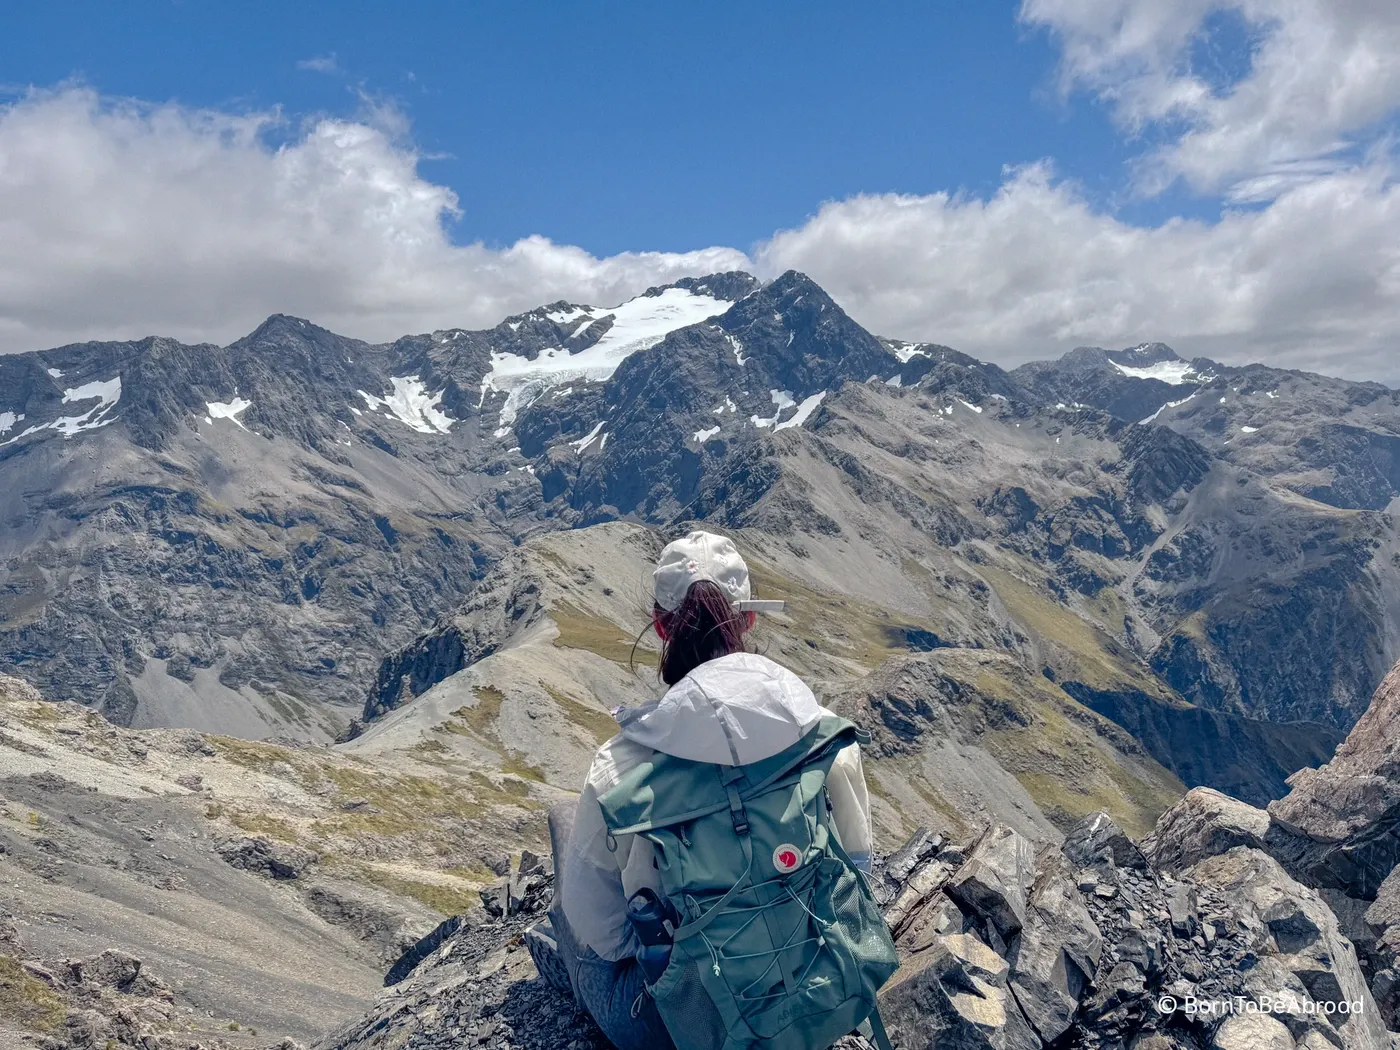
[652,531,785,614]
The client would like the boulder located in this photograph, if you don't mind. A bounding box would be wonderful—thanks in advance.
[885,860,956,933]
[884,826,945,883]
[214,836,317,880]
[1211,1012,1296,1050]
[1142,788,1272,874]
[897,893,968,954]
[1166,882,1198,938]
[946,825,1036,943]
[1187,847,1390,1050]
[72,950,163,996]
[1007,852,1102,1043]
[1064,811,1150,872]
[879,932,1040,1050]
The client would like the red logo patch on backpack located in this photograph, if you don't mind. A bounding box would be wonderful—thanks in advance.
[772,843,802,873]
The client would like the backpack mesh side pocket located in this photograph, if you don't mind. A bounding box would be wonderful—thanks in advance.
[823,860,899,998]
[650,952,728,1050]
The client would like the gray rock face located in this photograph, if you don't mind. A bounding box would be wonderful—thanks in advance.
[215,835,318,880]
[1064,811,1151,872]
[1254,660,1400,1029]
[1007,851,1102,1042]
[881,931,1041,1050]
[947,825,1038,943]
[1143,787,1272,874]
[362,550,545,721]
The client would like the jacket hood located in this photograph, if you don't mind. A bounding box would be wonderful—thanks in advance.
[614,652,822,765]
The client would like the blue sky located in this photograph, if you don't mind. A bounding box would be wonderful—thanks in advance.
[5,0,1156,255]
[1,1,1398,380]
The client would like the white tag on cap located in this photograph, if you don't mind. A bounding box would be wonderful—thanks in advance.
[734,599,785,613]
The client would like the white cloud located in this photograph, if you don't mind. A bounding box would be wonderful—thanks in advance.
[1020,0,1400,198]
[1,86,1399,383]
[296,54,339,74]
[0,88,747,354]
[757,162,1400,380]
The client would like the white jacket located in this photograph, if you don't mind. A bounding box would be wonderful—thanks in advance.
[559,652,873,961]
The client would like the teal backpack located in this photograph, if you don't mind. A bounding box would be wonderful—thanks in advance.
[597,715,899,1050]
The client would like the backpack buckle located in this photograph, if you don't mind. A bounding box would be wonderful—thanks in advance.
[730,807,750,836]
[724,783,750,836]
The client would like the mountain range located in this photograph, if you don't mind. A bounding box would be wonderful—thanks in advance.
[5,268,1400,813]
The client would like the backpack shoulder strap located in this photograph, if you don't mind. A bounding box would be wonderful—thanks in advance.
[598,715,861,836]
[861,1006,894,1050]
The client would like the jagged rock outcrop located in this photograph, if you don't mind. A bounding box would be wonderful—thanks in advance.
[0,915,300,1050]
[361,550,545,720]
[1268,661,1400,898]
[1142,787,1272,875]
[319,807,1396,1050]
[1131,658,1400,1035]
[215,835,319,880]
[1224,658,1400,1029]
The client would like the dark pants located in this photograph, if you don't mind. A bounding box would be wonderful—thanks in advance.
[548,803,677,1050]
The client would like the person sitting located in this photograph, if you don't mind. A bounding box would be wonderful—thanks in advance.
[546,531,877,1050]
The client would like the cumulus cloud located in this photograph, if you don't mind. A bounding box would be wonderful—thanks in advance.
[0,88,747,354]
[1020,0,1400,198]
[759,162,1400,379]
[0,85,1398,382]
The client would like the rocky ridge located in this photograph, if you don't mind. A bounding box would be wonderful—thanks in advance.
[317,809,1394,1050]
[0,672,580,1045]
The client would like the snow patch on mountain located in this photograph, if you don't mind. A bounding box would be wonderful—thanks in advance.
[774,391,826,432]
[46,368,63,379]
[55,378,123,436]
[206,397,252,429]
[358,377,453,434]
[727,334,747,366]
[570,421,605,454]
[0,412,20,435]
[481,286,734,432]
[1140,392,1198,424]
[1110,359,1200,385]
[3,377,123,445]
[752,389,796,429]
[888,341,930,363]
[748,389,827,432]
[693,425,721,443]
